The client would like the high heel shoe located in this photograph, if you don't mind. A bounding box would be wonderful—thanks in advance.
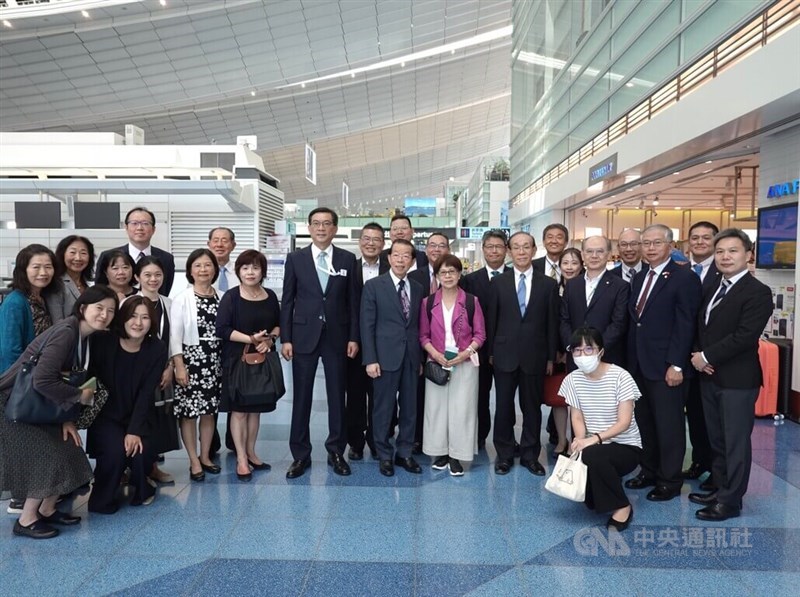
[248,460,271,471]
[200,463,221,474]
[190,469,205,482]
[607,506,633,532]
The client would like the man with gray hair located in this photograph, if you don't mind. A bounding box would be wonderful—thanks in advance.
[624,224,702,502]
[208,227,238,293]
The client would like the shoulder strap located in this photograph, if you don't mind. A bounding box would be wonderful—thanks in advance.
[465,292,475,327]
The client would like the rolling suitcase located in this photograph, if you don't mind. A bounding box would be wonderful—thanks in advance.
[755,339,778,417]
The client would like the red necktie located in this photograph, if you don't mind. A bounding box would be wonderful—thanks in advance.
[635,270,656,318]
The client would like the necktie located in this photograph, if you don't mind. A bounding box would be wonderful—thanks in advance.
[692,263,703,276]
[218,266,229,292]
[398,279,410,321]
[491,270,499,278]
[137,251,145,262]
[430,273,438,295]
[635,270,656,318]
[710,279,731,312]
[517,273,527,316]
[317,251,329,291]
[625,268,634,284]
[549,263,558,279]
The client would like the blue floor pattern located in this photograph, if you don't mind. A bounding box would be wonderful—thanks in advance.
[1,362,799,596]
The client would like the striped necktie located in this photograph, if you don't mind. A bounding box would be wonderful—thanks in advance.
[710,279,731,311]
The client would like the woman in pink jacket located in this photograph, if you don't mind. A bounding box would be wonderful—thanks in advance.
[419,254,486,476]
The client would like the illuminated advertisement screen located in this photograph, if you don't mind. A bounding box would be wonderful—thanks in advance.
[404,197,436,217]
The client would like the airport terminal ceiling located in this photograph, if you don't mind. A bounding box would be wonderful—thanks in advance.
[0,0,513,209]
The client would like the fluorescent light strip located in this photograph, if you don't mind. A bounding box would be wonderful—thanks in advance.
[282,25,512,89]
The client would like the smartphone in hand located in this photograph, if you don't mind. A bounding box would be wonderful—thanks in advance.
[79,377,97,391]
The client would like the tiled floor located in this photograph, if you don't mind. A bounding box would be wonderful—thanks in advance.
[1,362,799,596]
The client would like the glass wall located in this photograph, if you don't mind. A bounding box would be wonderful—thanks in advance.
[510,0,768,199]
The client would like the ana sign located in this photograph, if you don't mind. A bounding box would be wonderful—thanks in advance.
[767,179,799,198]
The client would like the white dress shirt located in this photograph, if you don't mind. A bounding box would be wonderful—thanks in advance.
[585,271,604,306]
[389,270,410,304]
[127,243,151,262]
[214,262,240,293]
[361,259,380,284]
[621,261,642,282]
[690,255,714,282]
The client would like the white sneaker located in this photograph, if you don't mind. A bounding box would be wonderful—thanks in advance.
[7,499,24,514]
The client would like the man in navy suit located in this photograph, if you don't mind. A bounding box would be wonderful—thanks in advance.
[361,239,424,477]
[560,235,629,369]
[689,229,772,520]
[610,228,644,283]
[281,207,360,479]
[532,223,568,282]
[346,222,389,461]
[462,229,509,448]
[487,232,559,476]
[625,224,702,501]
[99,206,176,294]
[683,221,721,484]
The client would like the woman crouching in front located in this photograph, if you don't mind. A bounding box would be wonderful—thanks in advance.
[558,327,642,531]
[87,295,167,514]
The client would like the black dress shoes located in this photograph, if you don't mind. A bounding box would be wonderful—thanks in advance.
[237,471,253,482]
[328,453,352,476]
[494,459,513,475]
[520,459,546,476]
[646,485,681,502]
[412,442,423,455]
[201,463,221,475]
[248,460,271,471]
[700,476,718,492]
[607,507,633,532]
[688,491,718,505]
[394,455,422,474]
[682,462,707,480]
[348,448,364,461]
[190,469,205,482]
[696,502,740,521]
[38,510,81,526]
[625,474,657,490]
[379,460,395,477]
[286,459,312,479]
[13,519,59,539]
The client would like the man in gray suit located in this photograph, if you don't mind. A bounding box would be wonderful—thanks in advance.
[360,239,424,477]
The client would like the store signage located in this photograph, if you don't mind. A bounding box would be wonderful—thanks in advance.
[588,153,617,185]
[458,227,511,240]
[766,179,799,198]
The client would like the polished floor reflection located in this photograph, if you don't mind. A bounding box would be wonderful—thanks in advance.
[1,363,798,596]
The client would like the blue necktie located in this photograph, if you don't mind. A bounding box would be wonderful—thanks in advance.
[692,264,703,276]
[491,270,499,277]
[517,273,526,316]
[317,251,329,291]
[219,266,229,292]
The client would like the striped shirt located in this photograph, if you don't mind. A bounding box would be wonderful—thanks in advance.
[558,365,642,448]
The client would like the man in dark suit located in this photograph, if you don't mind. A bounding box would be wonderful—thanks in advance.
[100,206,176,294]
[379,214,428,272]
[462,229,509,449]
[610,228,644,283]
[487,231,559,476]
[683,221,721,484]
[625,224,702,502]
[361,239,424,477]
[560,235,629,369]
[280,207,360,479]
[532,223,568,282]
[346,222,389,461]
[689,229,772,521]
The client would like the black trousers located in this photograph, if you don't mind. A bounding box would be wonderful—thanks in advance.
[88,420,156,514]
[372,354,417,461]
[685,376,712,471]
[700,380,757,507]
[582,443,642,513]
[346,355,376,453]
[414,373,426,445]
[289,329,347,461]
[476,358,494,444]
[493,369,543,462]
[634,376,687,490]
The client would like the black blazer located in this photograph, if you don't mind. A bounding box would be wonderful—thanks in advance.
[100,245,176,296]
[486,269,559,374]
[560,271,630,368]
[379,248,428,273]
[532,256,549,275]
[700,262,722,296]
[695,274,773,389]
[360,273,423,371]
[627,260,702,380]
[409,266,435,298]
[462,266,508,358]
[280,245,359,354]
[354,258,390,288]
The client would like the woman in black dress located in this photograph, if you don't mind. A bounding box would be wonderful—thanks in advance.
[96,250,137,301]
[216,250,280,482]
[0,286,117,539]
[88,296,167,514]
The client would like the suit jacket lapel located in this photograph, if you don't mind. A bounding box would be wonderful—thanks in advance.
[586,272,610,312]
[640,262,674,318]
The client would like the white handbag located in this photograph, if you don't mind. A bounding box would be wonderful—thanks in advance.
[545,451,587,502]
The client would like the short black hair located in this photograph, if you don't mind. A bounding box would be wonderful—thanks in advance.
[72,284,118,319]
[208,227,236,241]
[234,249,268,283]
[689,221,720,236]
[185,248,220,284]
[542,223,569,242]
[124,206,156,226]
[568,326,604,351]
[95,250,135,287]
[115,295,156,340]
[389,238,416,258]
[55,235,95,283]
[508,231,536,248]
[390,214,413,228]
[307,207,338,226]
[10,244,62,297]
[427,232,449,246]
[558,248,584,269]
[134,255,165,277]
[714,228,753,252]
[482,230,508,246]
[361,222,385,236]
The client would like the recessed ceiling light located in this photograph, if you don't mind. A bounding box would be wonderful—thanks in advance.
[351,72,355,78]
[160,0,167,5]
[625,82,634,87]
[705,160,713,164]
[301,83,305,88]
[648,181,654,184]
[672,171,680,175]
[674,206,681,210]
[703,169,712,174]
[449,176,455,181]
[250,90,256,96]
[2,20,12,28]
[451,49,456,55]
[401,62,405,67]
[81,10,90,18]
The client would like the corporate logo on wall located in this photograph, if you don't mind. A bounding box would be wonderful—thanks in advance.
[766,178,799,198]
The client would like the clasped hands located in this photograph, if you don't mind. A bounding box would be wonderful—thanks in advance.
[690,352,715,375]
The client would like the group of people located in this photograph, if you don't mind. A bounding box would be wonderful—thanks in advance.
[0,205,773,540]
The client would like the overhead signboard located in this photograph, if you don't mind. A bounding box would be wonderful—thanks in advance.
[588,153,617,186]
[457,227,511,240]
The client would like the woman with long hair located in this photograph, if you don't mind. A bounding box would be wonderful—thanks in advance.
[47,235,95,322]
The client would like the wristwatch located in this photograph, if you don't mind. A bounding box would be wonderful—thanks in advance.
[671,365,682,372]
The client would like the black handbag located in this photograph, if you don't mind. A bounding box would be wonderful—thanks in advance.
[229,345,286,407]
[5,353,81,425]
[424,360,451,386]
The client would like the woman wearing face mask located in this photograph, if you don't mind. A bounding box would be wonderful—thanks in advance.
[47,235,96,322]
[558,327,642,532]
[95,250,137,301]
[87,296,167,514]
[0,285,117,539]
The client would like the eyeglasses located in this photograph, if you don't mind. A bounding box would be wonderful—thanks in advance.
[571,346,598,355]
[391,226,411,232]
[310,221,335,228]
[427,243,448,250]
[641,240,667,248]
[618,242,640,249]
[360,236,383,245]
[483,243,506,251]
[438,269,459,277]
[126,220,153,228]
